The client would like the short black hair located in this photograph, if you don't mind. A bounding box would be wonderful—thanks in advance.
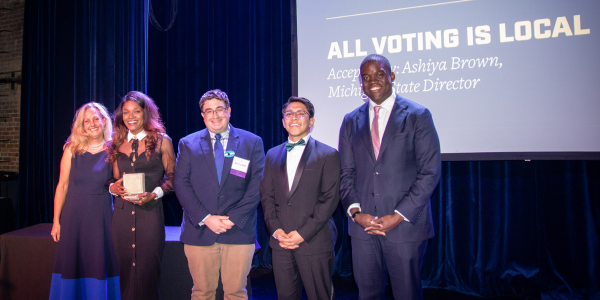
[282,96,315,118]
[360,54,392,74]
[199,89,230,112]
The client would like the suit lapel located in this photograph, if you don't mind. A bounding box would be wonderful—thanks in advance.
[199,130,219,185]
[358,104,376,162]
[278,145,290,197]
[379,96,409,157]
[288,138,314,198]
[219,126,240,189]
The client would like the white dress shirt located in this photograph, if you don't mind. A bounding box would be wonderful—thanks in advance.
[127,130,147,142]
[368,93,395,144]
[209,125,231,156]
[272,134,310,237]
[286,134,310,190]
[348,94,409,222]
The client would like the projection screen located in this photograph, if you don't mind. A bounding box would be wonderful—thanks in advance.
[296,0,600,160]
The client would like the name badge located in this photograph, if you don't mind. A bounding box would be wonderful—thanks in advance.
[231,156,250,178]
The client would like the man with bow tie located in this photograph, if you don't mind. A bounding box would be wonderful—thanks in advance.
[260,97,340,300]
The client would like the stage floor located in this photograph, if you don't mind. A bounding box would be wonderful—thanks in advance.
[0,224,530,300]
[249,268,530,300]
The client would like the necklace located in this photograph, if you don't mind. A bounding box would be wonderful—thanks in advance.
[88,140,105,152]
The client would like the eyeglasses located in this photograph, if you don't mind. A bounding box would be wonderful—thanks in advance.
[283,110,309,119]
[203,106,228,117]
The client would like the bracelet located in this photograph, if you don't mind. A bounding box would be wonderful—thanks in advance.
[108,183,118,197]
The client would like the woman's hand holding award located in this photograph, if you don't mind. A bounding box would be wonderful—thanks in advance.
[123,173,145,200]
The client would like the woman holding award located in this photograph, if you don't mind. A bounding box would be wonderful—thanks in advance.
[49,102,120,299]
[108,91,175,300]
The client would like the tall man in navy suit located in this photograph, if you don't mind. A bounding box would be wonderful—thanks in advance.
[339,54,441,300]
[260,97,340,300]
[175,89,265,300]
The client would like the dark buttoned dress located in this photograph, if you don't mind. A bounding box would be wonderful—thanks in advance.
[112,151,166,300]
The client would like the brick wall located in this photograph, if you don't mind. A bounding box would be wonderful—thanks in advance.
[0,0,24,172]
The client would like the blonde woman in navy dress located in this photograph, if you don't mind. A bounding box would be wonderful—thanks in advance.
[50,102,120,299]
[107,91,175,300]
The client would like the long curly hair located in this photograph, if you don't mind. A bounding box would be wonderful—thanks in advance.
[65,102,113,155]
[108,91,165,163]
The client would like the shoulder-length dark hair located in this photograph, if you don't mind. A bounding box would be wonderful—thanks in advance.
[108,91,166,163]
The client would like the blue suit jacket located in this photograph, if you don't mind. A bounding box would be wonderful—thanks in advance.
[174,125,265,246]
[339,94,441,243]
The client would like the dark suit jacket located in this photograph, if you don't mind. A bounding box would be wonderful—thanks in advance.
[174,125,265,246]
[260,138,340,254]
[339,94,441,243]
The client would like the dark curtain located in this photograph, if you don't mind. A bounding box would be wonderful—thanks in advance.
[19,0,148,228]
[146,0,293,269]
[19,0,598,299]
[422,161,599,299]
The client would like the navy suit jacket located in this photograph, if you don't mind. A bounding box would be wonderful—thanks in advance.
[260,138,340,254]
[339,94,441,243]
[174,125,265,246]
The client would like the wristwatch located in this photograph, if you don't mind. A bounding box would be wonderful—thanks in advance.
[351,210,360,222]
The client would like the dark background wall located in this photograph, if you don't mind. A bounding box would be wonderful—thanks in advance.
[0,0,23,174]
[0,0,23,236]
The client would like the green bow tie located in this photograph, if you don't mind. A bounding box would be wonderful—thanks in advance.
[285,139,306,152]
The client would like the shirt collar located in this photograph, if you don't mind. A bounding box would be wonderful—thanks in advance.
[209,124,231,139]
[288,134,310,145]
[369,92,395,111]
[127,130,147,142]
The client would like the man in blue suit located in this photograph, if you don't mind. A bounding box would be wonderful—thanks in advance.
[339,54,441,300]
[175,89,265,300]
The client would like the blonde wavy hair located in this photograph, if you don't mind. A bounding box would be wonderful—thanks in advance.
[65,102,113,155]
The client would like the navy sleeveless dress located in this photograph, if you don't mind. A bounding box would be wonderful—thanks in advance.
[49,151,121,300]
